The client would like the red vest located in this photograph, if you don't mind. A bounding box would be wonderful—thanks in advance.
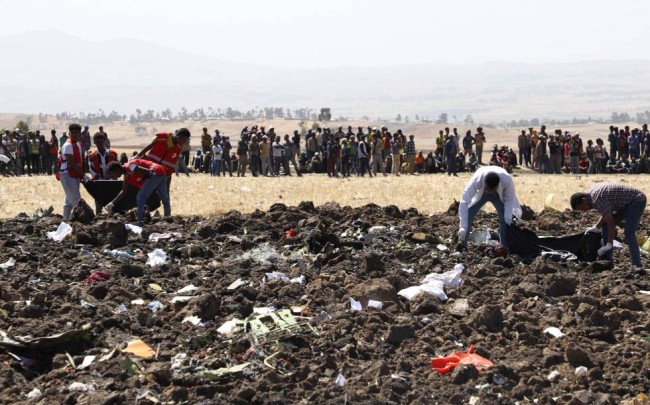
[57,140,84,180]
[145,133,181,175]
[88,149,118,179]
[123,158,166,189]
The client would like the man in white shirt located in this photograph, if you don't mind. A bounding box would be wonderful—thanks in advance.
[457,166,522,248]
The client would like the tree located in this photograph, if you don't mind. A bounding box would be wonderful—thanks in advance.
[435,113,448,125]
[404,116,410,123]
[15,120,29,133]
[318,108,331,122]
[463,115,474,125]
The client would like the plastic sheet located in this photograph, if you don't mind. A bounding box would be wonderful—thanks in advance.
[47,222,72,242]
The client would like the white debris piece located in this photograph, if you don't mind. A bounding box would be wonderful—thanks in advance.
[543,327,565,338]
[421,264,465,287]
[253,307,275,314]
[182,316,204,326]
[217,319,244,334]
[547,370,561,381]
[146,249,167,266]
[367,300,383,309]
[68,382,95,392]
[349,298,362,311]
[575,366,588,377]
[170,296,192,303]
[241,244,280,264]
[0,258,15,271]
[335,373,346,387]
[77,355,96,370]
[227,279,246,290]
[26,388,42,399]
[176,285,199,294]
[148,232,182,242]
[47,222,72,242]
[398,264,465,301]
[171,353,187,370]
[125,224,143,234]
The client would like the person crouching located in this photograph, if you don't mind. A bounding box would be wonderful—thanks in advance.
[105,160,171,225]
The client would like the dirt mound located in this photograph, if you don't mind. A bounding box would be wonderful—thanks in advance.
[0,202,648,403]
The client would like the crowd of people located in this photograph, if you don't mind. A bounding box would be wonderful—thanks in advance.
[0,125,112,176]
[516,124,650,175]
[184,125,488,178]
[3,123,650,179]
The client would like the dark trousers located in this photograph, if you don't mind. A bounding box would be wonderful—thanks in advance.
[30,155,39,174]
[601,196,646,267]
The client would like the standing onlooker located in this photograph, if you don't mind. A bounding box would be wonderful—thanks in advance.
[391,133,401,176]
[357,135,372,177]
[517,130,530,167]
[340,138,351,177]
[462,130,475,157]
[548,134,562,174]
[236,137,249,177]
[444,134,458,176]
[371,133,384,176]
[326,134,339,177]
[211,140,223,176]
[29,132,40,175]
[569,135,580,174]
[405,134,417,175]
[221,137,233,176]
[80,125,91,153]
[249,136,261,176]
[272,136,284,176]
[585,140,595,174]
[475,127,486,165]
[48,130,59,175]
[260,136,271,176]
[39,133,49,174]
[98,126,110,149]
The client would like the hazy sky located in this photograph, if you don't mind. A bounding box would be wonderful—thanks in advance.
[1,0,648,68]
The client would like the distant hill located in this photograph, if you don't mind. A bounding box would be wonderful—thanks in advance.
[1,30,650,120]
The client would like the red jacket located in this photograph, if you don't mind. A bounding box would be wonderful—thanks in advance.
[123,158,166,189]
[145,133,181,175]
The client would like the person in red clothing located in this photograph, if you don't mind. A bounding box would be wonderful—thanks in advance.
[87,132,119,214]
[58,123,88,220]
[137,128,191,175]
[105,159,171,225]
[136,128,190,213]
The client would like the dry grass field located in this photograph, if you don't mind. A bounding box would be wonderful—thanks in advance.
[0,171,647,219]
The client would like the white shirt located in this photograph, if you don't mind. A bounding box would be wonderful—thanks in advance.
[60,142,82,172]
[89,150,110,179]
[212,144,223,160]
[458,166,522,230]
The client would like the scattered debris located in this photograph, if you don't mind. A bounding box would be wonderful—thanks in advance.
[46,222,72,242]
[146,249,167,266]
[122,340,155,358]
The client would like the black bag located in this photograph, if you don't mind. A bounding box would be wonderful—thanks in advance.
[506,223,601,262]
[83,180,161,214]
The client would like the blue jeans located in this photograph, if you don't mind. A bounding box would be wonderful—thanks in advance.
[464,191,508,248]
[137,173,171,223]
[601,196,646,266]
[211,159,221,176]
